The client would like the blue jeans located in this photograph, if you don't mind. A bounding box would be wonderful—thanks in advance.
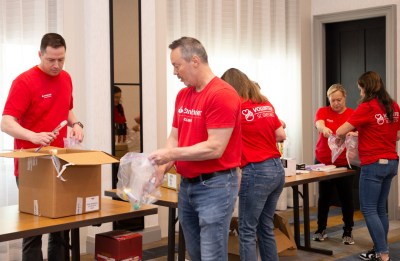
[178,169,238,261]
[238,158,285,261]
[359,159,398,255]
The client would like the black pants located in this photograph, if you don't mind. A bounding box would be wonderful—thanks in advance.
[317,175,355,231]
[22,233,67,261]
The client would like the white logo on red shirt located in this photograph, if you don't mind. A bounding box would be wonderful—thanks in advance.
[394,112,399,122]
[375,114,385,125]
[242,109,254,121]
[374,112,400,124]
[244,105,275,120]
[178,106,202,116]
[252,105,273,113]
[42,93,52,99]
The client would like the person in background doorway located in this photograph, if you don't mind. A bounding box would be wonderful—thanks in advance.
[113,86,127,143]
[313,83,355,245]
[148,37,241,261]
[1,33,84,261]
[337,71,399,261]
[221,68,286,261]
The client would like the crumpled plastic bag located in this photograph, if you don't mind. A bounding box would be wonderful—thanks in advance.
[345,135,360,168]
[116,152,160,210]
[63,137,84,149]
[328,135,346,163]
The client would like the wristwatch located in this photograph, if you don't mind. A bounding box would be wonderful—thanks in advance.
[72,121,84,129]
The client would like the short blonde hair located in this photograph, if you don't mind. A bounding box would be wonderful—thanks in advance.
[327,83,346,98]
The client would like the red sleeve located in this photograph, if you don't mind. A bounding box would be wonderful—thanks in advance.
[205,87,240,129]
[314,107,327,123]
[3,76,32,119]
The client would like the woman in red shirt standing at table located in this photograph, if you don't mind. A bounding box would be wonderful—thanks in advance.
[221,68,286,261]
[337,71,400,261]
[313,84,355,245]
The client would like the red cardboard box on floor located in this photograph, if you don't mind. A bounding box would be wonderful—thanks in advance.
[95,230,142,261]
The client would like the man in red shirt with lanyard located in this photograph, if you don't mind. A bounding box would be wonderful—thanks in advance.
[149,37,241,261]
[1,33,84,261]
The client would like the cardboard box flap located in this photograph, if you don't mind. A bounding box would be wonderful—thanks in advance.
[0,150,48,159]
[56,151,119,165]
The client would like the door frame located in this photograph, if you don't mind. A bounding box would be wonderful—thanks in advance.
[312,5,398,219]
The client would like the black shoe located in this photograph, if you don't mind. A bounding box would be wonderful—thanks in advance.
[359,248,376,260]
[312,229,327,242]
[370,255,392,261]
[342,229,355,245]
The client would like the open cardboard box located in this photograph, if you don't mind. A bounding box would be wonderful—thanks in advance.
[228,212,297,259]
[0,147,118,218]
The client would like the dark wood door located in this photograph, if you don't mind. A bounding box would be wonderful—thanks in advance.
[324,17,385,209]
[325,16,386,109]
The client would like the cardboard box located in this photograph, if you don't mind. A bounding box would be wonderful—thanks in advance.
[161,166,181,191]
[115,143,128,158]
[95,230,142,261]
[228,213,297,258]
[273,212,297,256]
[0,147,118,218]
[281,158,296,176]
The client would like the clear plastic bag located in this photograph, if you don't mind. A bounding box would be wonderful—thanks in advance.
[63,137,84,149]
[116,152,160,210]
[327,135,346,163]
[345,135,360,168]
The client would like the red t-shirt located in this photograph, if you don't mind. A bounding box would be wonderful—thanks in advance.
[314,106,354,166]
[240,99,282,167]
[347,98,400,165]
[3,66,73,176]
[172,77,241,178]
[114,106,127,123]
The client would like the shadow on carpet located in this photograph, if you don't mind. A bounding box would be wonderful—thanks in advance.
[337,240,400,260]
[142,245,169,260]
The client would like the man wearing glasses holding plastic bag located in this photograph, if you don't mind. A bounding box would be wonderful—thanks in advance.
[149,37,241,261]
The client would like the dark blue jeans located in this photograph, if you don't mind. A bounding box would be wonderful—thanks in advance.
[239,158,285,261]
[359,159,398,255]
[178,169,238,261]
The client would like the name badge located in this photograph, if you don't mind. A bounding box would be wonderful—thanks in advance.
[378,159,388,164]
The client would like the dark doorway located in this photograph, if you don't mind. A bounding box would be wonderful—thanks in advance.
[325,16,386,109]
[324,16,386,209]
